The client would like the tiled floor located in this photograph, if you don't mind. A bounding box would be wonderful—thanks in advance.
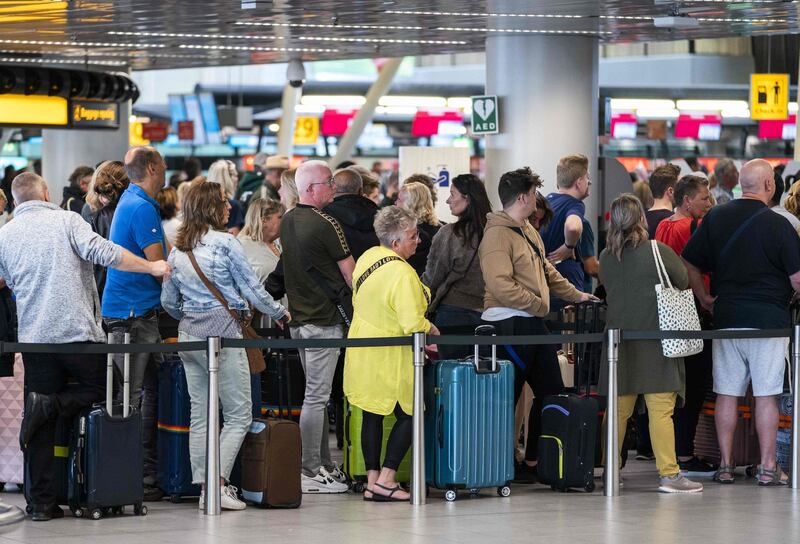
[2,458,800,544]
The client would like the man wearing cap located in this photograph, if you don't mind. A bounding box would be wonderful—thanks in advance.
[235,153,289,208]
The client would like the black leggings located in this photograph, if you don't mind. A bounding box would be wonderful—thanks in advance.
[673,340,713,457]
[361,404,412,472]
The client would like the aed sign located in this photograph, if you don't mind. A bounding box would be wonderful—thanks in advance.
[294,116,320,146]
[750,73,789,120]
[70,100,119,129]
[471,95,499,134]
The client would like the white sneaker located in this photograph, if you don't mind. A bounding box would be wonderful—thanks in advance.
[659,474,703,494]
[197,486,247,510]
[301,471,349,493]
[321,464,348,485]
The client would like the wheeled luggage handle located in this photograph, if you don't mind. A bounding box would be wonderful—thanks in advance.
[473,324,498,374]
[105,328,132,418]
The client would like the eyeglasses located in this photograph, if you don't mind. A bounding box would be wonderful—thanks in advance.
[309,177,335,189]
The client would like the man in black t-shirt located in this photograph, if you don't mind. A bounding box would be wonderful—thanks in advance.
[645,164,679,239]
[682,159,800,486]
[281,160,355,494]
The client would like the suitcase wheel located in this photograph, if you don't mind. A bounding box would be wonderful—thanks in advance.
[113,506,125,515]
[352,482,365,494]
[444,489,457,502]
[468,488,479,496]
[25,504,32,515]
[134,503,147,516]
[169,495,183,504]
[497,486,511,498]
[584,480,595,493]
[90,508,103,520]
[71,507,83,518]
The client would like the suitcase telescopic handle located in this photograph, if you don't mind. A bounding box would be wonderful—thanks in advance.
[473,325,497,373]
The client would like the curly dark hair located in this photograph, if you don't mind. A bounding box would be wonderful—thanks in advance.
[498,167,542,208]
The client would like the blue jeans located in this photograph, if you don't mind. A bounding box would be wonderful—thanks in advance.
[433,304,483,360]
[178,331,253,483]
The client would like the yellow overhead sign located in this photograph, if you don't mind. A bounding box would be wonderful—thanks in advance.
[0,94,68,126]
[294,116,319,146]
[750,73,789,120]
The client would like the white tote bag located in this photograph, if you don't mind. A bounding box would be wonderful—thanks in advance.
[651,241,704,358]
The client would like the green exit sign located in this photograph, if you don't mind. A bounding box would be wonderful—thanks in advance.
[471,95,499,135]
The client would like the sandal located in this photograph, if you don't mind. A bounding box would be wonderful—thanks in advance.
[370,482,409,503]
[363,488,374,502]
[756,465,789,486]
[713,465,736,484]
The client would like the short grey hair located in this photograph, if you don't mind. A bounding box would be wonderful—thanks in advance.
[124,146,162,183]
[11,172,47,204]
[374,206,417,247]
[714,158,736,180]
[333,168,363,195]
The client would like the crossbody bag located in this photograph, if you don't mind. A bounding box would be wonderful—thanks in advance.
[186,250,267,374]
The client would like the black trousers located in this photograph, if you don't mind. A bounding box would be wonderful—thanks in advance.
[490,316,565,462]
[673,341,713,457]
[361,403,412,472]
[23,348,105,508]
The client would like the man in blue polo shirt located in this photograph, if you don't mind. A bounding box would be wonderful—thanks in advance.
[540,154,592,311]
[102,146,168,501]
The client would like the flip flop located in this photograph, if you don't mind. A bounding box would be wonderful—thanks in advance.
[370,482,409,503]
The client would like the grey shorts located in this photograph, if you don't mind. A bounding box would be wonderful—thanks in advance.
[712,331,788,397]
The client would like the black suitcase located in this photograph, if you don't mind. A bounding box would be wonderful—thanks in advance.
[261,327,304,421]
[68,329,146,520]
[537,393,598,492]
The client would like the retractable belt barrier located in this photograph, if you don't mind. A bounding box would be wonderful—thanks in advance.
[5,327,799,507]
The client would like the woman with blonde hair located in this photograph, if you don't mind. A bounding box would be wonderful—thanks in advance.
[598,194,702,494]
[277,168,299,211]
[237,197,285,285]
[784,179,800,220]
[397,181,440,276]
[632,179,655,210]
[208,159,245,235]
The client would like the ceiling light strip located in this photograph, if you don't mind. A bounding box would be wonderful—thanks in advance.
[438,27,612,35]
[0,38,164,48]
[178,44,338,53]
[385,10,585,19]
[0,57,127,66]
[236,21,425,31]
[109,30,466,45]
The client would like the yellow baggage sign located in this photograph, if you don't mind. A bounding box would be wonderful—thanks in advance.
[750,73,789,120]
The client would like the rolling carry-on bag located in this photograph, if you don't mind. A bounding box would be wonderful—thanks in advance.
[0,354,24,489]
[240,417,302,508]
[538,394,598,492]
[68,330,146,519]
[157,354,200,503]
[425,325,515,501]
[342,397,412,492]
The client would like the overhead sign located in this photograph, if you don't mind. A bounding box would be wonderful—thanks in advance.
[610,113,637,139]
[750,73,789,120]
[399,146,470,223]
[674,114,721,140]
[70,100,119,129]
[759,115,796,140]
[0,94,68,127]
[470,95,499,135]
[294,116,320,146]
[411,110,464,137]
[141,121,170,142]
[178,120,194,141]
[321,109,357,137]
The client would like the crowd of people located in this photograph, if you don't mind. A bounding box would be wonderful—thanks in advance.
[0,147,796,525]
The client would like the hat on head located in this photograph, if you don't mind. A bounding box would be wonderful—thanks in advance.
[253,152,270,169]
[265,155,289,170]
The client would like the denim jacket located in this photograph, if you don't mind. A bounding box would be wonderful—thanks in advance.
[161,229,287,321]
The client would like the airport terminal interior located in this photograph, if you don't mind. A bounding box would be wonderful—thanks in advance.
[3,0,800,542]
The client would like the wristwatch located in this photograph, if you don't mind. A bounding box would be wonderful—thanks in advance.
[565,243,576,250]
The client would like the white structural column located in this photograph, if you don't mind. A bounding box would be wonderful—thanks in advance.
[42,101,131,201]
[277,82,302,158]
[485,34,599,227]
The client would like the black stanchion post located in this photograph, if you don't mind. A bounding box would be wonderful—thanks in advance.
[604,329,620,497]
[793,325,800,489]
[411,331,426,506]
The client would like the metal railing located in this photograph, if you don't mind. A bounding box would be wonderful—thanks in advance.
[3,324,799,512]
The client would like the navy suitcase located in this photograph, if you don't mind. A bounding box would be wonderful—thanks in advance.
[537,394,598,492]
[157,356,200,503]
[67,331,146,519]
[425,325,515,501]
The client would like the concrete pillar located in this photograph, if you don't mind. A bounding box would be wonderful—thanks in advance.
[485,34,599,230]
[277,82,301,158]
[41,101,130,203]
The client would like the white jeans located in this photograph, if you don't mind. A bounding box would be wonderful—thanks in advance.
[178,331,253,483]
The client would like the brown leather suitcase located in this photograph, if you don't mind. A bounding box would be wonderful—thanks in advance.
[240,418,302,508]
[694,390,760,468]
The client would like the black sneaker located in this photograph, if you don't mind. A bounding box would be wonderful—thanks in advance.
[30,504,63,522]
[513,462,537,484]
[679,457,718,477]
[143,485,165,502]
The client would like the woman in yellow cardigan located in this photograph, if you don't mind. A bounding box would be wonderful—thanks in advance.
[344,206,440,502]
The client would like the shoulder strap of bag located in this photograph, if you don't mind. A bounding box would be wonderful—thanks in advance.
[354,256,402,293]
[650,240,672,289]
[508,226,545,262]
[718,206,769,262]
[186,250,243,325]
